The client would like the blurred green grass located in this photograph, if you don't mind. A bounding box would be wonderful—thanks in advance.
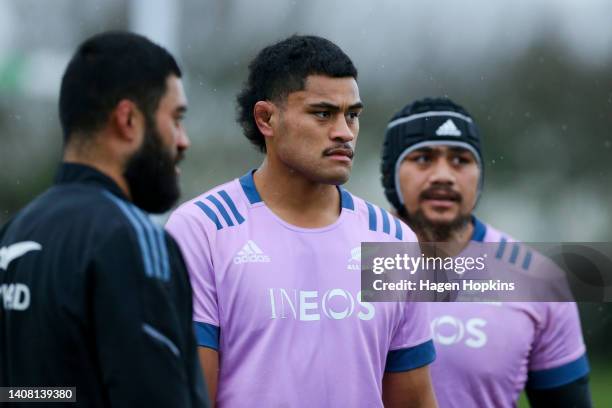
[518,364,612,407]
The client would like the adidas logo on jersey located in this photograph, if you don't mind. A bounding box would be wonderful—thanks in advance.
[347,246,361,271]
[233,240,271,264]
[435,119,461,137]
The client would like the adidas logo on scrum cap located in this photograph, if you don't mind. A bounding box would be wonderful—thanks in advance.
[435,119,462,137]
[233,240,271,264]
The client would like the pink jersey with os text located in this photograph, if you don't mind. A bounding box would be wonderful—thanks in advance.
[429,218,589,408]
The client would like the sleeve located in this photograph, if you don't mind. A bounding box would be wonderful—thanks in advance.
[91,224,209,407]
[526,375,592,408]
[166,209,220,350]
[385,302,436,372]
[526,302,590,390]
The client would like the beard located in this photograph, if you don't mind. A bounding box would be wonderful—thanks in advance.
[403,185,471,242]
[404,208,471,242]
[124,120,182,213]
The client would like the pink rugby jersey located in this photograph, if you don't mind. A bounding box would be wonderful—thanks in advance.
[166,171,435,407]
[429,217,589,408]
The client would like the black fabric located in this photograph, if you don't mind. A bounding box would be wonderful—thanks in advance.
[526,375,592,408]
[0,163,209,407]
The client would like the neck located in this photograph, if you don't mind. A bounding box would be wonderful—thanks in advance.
[253,158,341,228]
[63,144,132,200]
[403,214,474,257]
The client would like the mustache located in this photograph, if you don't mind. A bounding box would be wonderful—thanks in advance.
[322,144,354,159]
[175,151,185,164]
[420,186,462,202]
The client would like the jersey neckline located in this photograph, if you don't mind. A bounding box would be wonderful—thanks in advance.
[237,169,354,233]
[471,216,487,242]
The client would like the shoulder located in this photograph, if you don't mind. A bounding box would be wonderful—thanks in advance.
[13,185,140,237]
[481,222,570,300]
[343,190,416,242]
[90,193,185,284]
[167,178,248,238]
[481,223,535,272]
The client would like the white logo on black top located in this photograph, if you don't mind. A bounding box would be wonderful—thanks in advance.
[233,240,271,264]
[0,241,42,270]
[435,119,462,136]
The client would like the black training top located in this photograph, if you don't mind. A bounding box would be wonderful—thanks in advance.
[0,163,209,407]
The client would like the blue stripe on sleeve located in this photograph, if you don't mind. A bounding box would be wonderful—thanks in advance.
[527,354,590,390]
[195,201,223,230]
[380,207,390,234]
[155,229,170,281]
[522,250,532,270]
[129,206,162,280]
[194,321,220,350]
[496,237,508,259]
[509,242,520,264]
[385,340,436,372]
[394,217,403,240]
[102,191,155,278]
[366,202,377,231]
[218,190,245,224]
[206,194,234,227]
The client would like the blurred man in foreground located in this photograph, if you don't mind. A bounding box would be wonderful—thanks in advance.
[381,97,591,407]
[0,31,208,407]
[167,35,437,407]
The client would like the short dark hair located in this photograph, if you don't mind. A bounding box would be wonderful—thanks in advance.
[59,31,181,143]
[236,35,358,152]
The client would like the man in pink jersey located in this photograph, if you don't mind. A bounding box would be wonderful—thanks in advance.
[381,97,592,407]
[166,36,437,407]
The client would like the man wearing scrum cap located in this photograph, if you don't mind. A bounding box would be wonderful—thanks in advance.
[380,97,592,407]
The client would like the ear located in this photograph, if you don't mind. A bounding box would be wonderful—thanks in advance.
[253,101,276,139]
[111,99,145,143]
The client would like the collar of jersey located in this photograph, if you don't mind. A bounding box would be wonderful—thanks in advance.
[471,216,487,242]
[239,169,355,210]
[55,162,128,200]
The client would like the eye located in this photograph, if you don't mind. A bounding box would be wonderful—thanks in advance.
[174,114,185,127]
[451,155,471,165]
[345,111,360,123]
[314,111,331,119]
[411,154,430,164]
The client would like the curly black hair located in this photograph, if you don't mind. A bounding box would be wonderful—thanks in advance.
[236,35,358,152]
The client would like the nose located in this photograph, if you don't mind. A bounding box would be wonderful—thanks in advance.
[428,158,456,186]
[176,127,190,153]
[330,115,355,143]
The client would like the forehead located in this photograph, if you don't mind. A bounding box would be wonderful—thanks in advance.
[287,75,360,106]
[158,75,187,111]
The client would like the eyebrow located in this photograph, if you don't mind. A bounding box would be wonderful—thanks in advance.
[307,101,364,111]
[411,147,434,154]
[449,146,471,153]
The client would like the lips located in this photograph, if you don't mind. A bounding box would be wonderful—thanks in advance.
[420,188,461,203]
[323,147,354,159]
